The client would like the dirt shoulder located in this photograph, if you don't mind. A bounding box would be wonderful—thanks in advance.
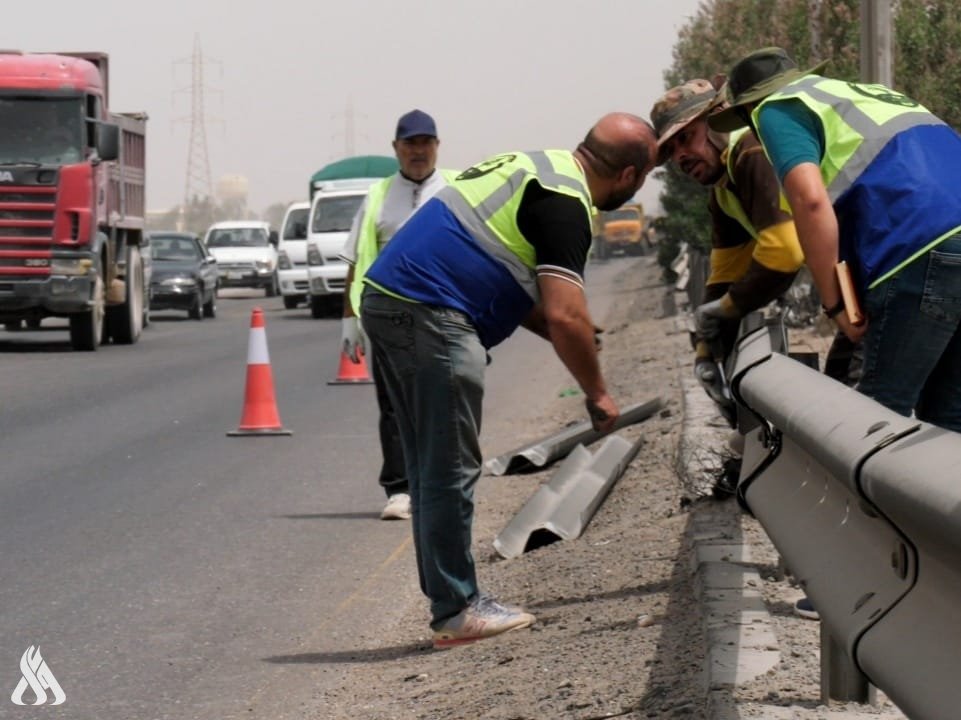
[312,255,704,719]
[307,256,906,720]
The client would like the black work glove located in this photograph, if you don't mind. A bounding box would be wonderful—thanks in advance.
[694,294,739,342]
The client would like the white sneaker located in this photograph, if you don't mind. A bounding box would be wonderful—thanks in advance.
[380,493,411,520]
[432,594,535,649]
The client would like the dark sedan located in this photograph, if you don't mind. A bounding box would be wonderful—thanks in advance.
[148,232,219,319]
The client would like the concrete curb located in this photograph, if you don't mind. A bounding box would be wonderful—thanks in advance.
[691,504,780,692]
[679,364,782,707]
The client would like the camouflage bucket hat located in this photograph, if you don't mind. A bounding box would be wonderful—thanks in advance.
[649,79,717,166]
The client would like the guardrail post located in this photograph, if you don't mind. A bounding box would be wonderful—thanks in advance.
[821,623,876,704]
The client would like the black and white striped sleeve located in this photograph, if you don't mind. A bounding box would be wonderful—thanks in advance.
[516,181,592,287]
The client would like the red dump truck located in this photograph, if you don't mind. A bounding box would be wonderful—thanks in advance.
[0,51,147,350]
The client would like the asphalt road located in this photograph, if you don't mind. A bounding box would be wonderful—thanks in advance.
[0,258,629,719]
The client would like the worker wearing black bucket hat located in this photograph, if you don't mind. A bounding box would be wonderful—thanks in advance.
[709,46,961,432]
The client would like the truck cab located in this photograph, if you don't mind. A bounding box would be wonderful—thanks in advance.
[593,203,646,259]
[0,51,147,350]
[276,200,310,309]
[305,178,378,318]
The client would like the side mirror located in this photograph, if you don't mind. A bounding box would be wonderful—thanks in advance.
[96,122,120,162]
[268,230,279,247]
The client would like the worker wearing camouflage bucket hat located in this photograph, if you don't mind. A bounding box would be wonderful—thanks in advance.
[650,77,803,425]
[709,46,961,432]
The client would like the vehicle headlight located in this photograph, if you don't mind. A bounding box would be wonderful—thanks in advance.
[160,277,197,288]
[307,244,322,266]
[255,260,273,273]
[50,257,94,276]
[277,251,292,270]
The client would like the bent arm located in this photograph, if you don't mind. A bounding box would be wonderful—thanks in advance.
[521,303,550,341]
[781,162,840,310]
[538,274,606,403]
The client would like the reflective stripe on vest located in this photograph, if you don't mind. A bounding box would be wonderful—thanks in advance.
[712,128,758,239]
[754,76,944,203]
[437,150,592,301]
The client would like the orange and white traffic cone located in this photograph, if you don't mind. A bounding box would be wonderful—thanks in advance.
[227,307,293,436]
[328,348,375,385]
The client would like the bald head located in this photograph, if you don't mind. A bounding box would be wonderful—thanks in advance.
[576,112,657,211]
[577,112,657,179]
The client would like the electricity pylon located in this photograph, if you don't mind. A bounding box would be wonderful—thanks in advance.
[174,34,222,209]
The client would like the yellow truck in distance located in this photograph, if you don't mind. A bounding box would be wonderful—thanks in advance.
[591,203,647,259]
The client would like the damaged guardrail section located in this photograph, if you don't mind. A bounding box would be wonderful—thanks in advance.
[485,398,662,476]
[493,434,643,559]
[728,325,961,720]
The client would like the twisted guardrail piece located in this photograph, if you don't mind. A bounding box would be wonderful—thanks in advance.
[485,397,662,476]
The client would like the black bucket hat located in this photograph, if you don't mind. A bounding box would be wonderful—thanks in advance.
[708,47,828,132]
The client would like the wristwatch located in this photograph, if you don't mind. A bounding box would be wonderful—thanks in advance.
[822,298,845,319]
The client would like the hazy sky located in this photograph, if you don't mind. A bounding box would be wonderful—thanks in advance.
[4,0,704,217]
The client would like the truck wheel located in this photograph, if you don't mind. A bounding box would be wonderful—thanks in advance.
[265,274,279,297]
[310,294,326,319]
[282,295,299,310]
[69,259,105,351]
[5,320,22,332]
[106,245,144,345]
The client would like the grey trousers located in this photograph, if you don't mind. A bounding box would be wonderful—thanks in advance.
[361,291,486,625]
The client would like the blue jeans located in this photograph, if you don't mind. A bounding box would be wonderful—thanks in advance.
[859,233,961,431]
[361,291,487,626]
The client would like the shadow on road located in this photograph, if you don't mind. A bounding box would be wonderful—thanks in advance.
[0,339,74,353]
[524,577,673,611]
[278,512,382,520]
[264,642,433,665]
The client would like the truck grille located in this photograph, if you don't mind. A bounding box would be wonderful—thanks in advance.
[0,185,56,277]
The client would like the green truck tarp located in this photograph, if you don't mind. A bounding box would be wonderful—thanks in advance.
[309,155,398,196]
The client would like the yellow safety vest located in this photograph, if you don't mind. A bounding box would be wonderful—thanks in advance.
[753,75,960,287]
[438,150,592,301]
[712,128,757,239]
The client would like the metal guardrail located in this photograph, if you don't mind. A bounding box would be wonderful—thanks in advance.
[727,323,961,720]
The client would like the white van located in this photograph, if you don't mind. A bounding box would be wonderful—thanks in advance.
[276,201,310,309]
[204,220,279,296]
[305,178,378,318]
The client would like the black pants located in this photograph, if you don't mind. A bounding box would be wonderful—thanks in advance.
[371,354,407,497]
